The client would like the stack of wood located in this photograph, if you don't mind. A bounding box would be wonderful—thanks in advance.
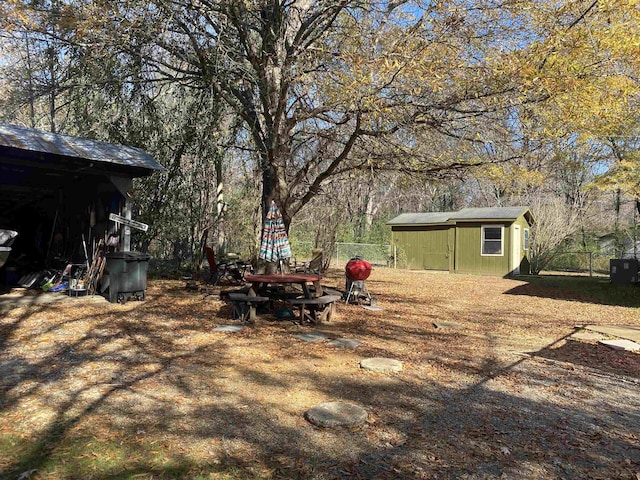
[85,240,107,295]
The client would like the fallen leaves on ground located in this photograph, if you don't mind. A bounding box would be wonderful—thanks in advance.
[1,268,639,479]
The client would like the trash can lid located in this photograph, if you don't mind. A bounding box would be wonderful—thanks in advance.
[106,251,151,260]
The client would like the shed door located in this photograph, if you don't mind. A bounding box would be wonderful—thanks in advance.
[421,227,450,270]
[512,225,521,275]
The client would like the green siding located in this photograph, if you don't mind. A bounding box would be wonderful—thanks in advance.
[448,227,456,272]
[392,226,450,270]
[393,229,422,269]
[391,212,532,276]
[454,222,511,275]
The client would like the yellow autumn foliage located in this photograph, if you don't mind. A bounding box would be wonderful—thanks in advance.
[592,145,640,195]
[480,164,545,195]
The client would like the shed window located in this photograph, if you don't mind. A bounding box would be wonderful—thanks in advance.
[524,228,530,250]
[481,225,503,256]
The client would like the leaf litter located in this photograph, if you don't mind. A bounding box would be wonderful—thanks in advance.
[0,268,639,479]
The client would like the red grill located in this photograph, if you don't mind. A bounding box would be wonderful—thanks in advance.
[345,257,372,281]
[345,257,373,304]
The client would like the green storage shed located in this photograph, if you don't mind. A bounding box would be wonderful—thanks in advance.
[387,206,533,276]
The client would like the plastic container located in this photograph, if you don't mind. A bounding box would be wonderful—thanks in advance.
[103,251,151,303]
[0,247,11,269]
[0,230,17,269]
[610,259,639,285]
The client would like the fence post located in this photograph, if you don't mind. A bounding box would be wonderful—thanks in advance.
[336,243,340,266]
[589,252,593,277]
[394,245,397,269]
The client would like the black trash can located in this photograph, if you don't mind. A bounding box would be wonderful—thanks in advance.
[102,251,151,303]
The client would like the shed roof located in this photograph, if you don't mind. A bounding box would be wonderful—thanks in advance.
[386,212,456,226]
[0,123,163,175]
[450,206,532,223]
[387,206,533,226]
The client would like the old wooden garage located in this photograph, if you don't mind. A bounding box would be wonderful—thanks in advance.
[0,123,163,287]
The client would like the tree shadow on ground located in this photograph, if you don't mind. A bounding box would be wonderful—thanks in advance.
[533,339,640,380]
[340,332,640,479]
[1,283,639,479]
[504,274,640,308]
[0,296,231,478]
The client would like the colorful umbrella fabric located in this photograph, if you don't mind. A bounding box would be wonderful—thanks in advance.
[259,201,292,263]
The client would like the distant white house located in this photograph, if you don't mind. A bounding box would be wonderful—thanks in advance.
[598,233,640,259]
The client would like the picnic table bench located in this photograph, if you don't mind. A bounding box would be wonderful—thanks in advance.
[289,294,341,324]
[228,292,269,323]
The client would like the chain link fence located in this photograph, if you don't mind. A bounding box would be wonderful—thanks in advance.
[543,251,612,276]
[289,244,621,276]
[291,241,392,268]
[334,242,392,267]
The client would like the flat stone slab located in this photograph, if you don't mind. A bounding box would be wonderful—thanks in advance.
[212,325,244,333]
[599,339,640,352]
[305,401,368,428]
[293,332,330,343]
[0,293,68,307]
[433,321,461,329]
[360,357,403,373]
[361,305,383,311]
[570,331,607,342]
[330,338,363,349]
[584,325,640,343]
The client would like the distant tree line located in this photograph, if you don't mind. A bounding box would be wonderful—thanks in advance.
[0,0,638,273]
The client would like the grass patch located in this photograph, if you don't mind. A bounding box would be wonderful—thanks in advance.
[515,274,640,308]
[0,432,271,479]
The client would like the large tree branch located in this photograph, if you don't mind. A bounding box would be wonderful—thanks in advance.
[291,111,362,214]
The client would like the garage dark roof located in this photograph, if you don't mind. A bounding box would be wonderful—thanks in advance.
[387,206,533,226]
[0,123,163,174]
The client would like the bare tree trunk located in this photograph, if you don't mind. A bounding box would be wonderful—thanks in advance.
[48,44,56,133]
[47,0,59,133]
[614,187,622,257]
[24,32,36,129]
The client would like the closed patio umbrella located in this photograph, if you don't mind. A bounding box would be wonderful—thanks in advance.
[259,201,292,266]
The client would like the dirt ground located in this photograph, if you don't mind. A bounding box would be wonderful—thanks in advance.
[1,268,639,479]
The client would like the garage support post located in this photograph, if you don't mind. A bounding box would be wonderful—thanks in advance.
[122,199,132,252]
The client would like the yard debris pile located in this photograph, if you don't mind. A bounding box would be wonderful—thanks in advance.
[0,269,639,479]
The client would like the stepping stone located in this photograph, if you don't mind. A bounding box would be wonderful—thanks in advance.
[330,338,363,349]
[360,357,403,373]
[294,332,330,342]
[569,331,606,342]
[584,324,640,343]
[362,305,383,311]
[305,401,368,428]
[213,325,244,333]
[432,321,460,329]
[599,339,640,352]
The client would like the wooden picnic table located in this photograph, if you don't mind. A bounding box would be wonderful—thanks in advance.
[244,273,323,299]
[240,273,337,324]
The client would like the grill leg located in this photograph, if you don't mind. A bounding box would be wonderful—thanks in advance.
[345,281,357,304]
